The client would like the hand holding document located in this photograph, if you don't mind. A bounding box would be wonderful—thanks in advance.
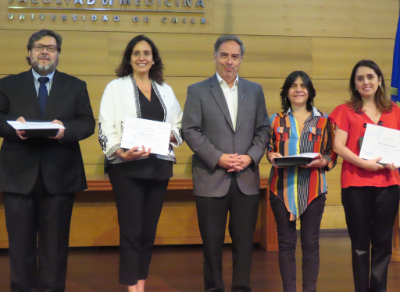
[359,124,400,167]
[274,153,319,167]
[120,117,171,156]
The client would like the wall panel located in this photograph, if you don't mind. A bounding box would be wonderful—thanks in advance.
[313,38,395,80]
[212,0,398,38]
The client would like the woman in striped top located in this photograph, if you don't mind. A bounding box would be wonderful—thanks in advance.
[267,71,337,292]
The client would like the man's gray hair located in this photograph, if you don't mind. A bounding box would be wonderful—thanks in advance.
[214,35,245,56]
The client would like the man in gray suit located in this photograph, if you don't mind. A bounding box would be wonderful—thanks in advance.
[182,35,270,292]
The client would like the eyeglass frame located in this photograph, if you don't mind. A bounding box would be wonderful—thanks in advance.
[32,44,58,53]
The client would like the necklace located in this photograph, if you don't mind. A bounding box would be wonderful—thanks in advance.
[138,82,151,92]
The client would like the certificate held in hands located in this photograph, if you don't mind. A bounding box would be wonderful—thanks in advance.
[7,121,64,137]
[359,123,400,166]
[120,117,171,155]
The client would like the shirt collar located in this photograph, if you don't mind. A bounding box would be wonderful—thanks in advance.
[216,72,239,87]
[284,106,321,118]
[32,68,55,83]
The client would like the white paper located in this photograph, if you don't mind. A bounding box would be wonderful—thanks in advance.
[120,117,171,155]
[7,121,65,130]
[359,124,400,166]
[279,153,319,159]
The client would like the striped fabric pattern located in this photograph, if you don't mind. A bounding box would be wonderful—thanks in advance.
[268,107,337,220]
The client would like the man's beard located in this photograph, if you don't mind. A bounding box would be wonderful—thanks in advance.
[31,57,58,76]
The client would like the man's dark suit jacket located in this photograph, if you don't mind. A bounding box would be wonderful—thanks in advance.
[0,69,95,195]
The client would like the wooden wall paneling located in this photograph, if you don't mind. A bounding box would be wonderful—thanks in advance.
[0,30,33,75]
[83,75,117,118]
[311,79,349,114]
[69,201,120,247]
[1,32,315,80]
[251,77,297,118]
[325,164,342,206]
[320,205,347,229]
[84,164,106,176]
[108,33,313,78]
[312,38,395,80]
[234,36,313,79]
[212,0,398,38]
[0,30,110,76]
[57,31,110,76]
[108,33,215,77]
[70,188,262,247]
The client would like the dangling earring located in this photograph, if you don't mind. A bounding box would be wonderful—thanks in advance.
[355,88,358,91]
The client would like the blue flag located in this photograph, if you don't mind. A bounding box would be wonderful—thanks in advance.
[391,15,400,102]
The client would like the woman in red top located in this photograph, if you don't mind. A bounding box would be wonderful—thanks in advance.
[329,60,400,292]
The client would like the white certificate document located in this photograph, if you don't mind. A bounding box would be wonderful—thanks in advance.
[7,121,65,130]
[359,123,400,165]
[282,153,319,159]
[120,117,171,155]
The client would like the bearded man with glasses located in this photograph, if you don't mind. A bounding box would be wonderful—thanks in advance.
[0,29,95,292]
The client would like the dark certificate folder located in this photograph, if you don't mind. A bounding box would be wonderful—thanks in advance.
[22,129,59,138]
[274,153,318,167]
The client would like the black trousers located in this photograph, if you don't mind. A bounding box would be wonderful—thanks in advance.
[195,176,260,292]
[3,173,75,292]
[270,193,326,292]
[108,167,169,286]
[342,186,399,292]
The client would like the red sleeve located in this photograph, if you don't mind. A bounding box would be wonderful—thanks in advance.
[329,104,350,133]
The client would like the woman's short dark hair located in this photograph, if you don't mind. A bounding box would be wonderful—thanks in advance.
[347,59,392,113]
[115,35,164,84]
[280,71,316,112]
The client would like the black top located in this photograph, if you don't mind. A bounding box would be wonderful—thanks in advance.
[109,87,173,180]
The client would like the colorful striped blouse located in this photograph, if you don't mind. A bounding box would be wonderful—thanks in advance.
[267,107,337,220]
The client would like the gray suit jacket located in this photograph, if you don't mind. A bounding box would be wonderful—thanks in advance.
[182,74,270,197]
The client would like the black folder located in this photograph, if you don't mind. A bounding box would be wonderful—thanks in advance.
[274,156,314,167]
[22,129,59,137]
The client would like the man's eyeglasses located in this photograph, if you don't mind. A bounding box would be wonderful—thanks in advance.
[32,44,58,53]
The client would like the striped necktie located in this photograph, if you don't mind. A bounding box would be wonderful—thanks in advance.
[38,77,49,117]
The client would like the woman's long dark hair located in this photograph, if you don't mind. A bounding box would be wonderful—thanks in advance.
[115,35,164,84]
[347,60,391,113]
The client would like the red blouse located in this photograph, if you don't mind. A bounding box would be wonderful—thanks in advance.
[329,102,400,188]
